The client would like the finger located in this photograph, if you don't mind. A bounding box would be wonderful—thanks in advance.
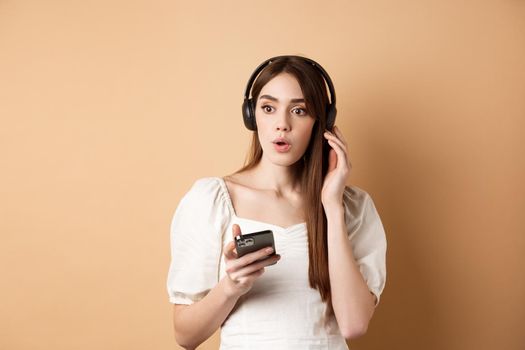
[331,128,352,169]
[223,240,238,260]
[232,267,265,285]
[324,131,347,154]
[327,147,337,172]
[232,223,242,239]
[229,254,280,280]
[241,267,266,279]
[327,139,350,170]
[230,264,264,281]
[332,125,348,148]
[239,246,276,266]
[327,137,344,156]
[327,131,352,169]
[225,224,242,260]
[226,246,276,273]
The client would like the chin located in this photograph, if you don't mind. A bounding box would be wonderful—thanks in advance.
[265,154,302,167]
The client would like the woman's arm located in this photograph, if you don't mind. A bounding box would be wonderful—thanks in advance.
[325,204,376,340]
[172,276,241,349]
[321,126,377,339]
[172,224,281,349]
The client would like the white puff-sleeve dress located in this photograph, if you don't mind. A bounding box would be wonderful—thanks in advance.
[167,177,387,350]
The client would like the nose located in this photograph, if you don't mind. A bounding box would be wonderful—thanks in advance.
[275,110,291,132]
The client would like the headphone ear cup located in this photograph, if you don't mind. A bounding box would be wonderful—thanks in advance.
[326,104,337,131]
[242,98,257,131]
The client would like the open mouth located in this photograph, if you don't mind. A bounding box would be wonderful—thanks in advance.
[273,142,291,152]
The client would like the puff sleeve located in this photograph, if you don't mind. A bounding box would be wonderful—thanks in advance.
[166,177,230,304]
[342,185,387,307]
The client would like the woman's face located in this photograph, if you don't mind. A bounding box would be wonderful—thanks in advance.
[254,73,316,166]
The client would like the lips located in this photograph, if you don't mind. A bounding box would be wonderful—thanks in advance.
[272,137,292,153]
[272,137,291,146]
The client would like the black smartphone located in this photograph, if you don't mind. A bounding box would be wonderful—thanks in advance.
[234,229,277,265]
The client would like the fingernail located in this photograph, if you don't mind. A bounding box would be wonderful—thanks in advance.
[266,247,274,253]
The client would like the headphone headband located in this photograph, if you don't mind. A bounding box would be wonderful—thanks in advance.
[242,55,337,131]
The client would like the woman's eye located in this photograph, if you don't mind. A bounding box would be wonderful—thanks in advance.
[292,107,308,116]
[261,105,274,113]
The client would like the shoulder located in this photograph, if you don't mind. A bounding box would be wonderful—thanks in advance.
[187,176,222,193]
[342,184,382,237]
[173,176,228,214]
[342,184,372,213]
[170,176,232,231]
[181,176,224,202]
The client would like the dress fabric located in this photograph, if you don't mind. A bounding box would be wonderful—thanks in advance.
[166,176,387,350]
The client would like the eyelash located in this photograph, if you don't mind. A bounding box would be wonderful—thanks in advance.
[261,105,308,116]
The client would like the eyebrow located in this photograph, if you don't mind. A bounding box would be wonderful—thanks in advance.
[259,94,305,103]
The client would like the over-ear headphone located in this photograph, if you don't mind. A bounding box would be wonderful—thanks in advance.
[242,55,337,131]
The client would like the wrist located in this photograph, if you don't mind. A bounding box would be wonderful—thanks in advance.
[323,202,345,217]
[220,275,243,300]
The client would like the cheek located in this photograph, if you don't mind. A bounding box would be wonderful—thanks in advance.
[304,119,316,138]
[299,122,316,148]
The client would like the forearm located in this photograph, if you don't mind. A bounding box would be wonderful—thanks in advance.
[173,276,240,349]
[325,205,375,339]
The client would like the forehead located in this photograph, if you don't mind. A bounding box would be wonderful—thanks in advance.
[259,73,304,99]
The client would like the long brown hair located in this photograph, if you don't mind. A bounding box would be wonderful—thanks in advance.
[233,56,334,308]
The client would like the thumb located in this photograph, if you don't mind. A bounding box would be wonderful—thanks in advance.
[232,223,242,238]
[327,148,337,172]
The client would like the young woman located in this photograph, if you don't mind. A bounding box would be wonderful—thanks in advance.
[166,55,387,349]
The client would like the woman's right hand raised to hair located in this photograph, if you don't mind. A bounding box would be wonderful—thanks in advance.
[223,224,281,298]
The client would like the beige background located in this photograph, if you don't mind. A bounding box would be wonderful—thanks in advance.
[1,0,524,349]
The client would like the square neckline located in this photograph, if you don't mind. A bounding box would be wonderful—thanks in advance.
[217,177,307,231]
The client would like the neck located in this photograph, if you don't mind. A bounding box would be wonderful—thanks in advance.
[249,157,304,197]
